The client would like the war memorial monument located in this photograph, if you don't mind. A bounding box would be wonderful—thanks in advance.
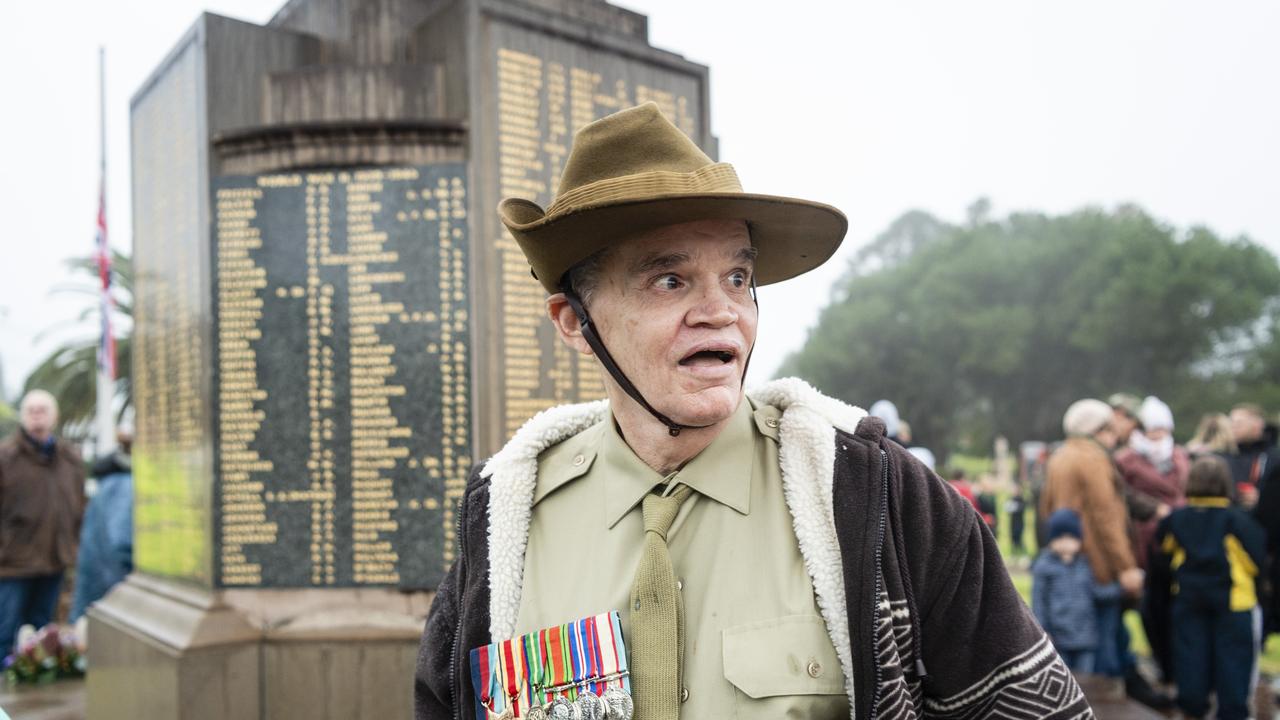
[88,0,713,716]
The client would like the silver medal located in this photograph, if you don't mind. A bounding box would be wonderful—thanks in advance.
[525,705,549,720]
[548,697,580,720]
[602,688,633,720]
[574,691,606,720]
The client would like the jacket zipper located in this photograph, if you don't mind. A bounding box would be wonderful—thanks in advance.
[450,495,467,720]
[869,448,889,720]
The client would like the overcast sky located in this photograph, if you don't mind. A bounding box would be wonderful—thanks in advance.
[1,0,1278,400]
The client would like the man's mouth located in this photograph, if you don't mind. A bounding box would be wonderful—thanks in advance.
[678,346,738,367]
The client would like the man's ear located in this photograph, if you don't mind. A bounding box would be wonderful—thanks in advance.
[546,293,594,357]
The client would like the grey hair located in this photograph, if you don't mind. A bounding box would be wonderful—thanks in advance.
[19,389,57,413]
[561,247,613,308]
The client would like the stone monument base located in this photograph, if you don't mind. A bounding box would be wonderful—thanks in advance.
[86,574,430,719]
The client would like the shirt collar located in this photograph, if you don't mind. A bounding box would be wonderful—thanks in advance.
[603,399,759,529]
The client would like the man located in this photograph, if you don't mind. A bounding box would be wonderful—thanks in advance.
[1229,403,1278,508]
[416,104,1089,719]
[1108,393,1142,448]
[0,390,86,652]
[71,423,134,622]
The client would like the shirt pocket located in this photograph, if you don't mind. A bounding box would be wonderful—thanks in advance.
[722,615,847,719]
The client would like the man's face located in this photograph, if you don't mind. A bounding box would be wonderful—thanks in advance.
[1111,408,1137,440]
[19,395,57,442]
[1230,409,1263,444]
[567,219,757,428]
[1094,422,1119,450]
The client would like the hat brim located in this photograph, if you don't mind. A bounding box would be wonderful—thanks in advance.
[501,193,848,294]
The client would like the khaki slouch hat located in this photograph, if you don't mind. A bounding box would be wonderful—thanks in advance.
[499,102,848,293]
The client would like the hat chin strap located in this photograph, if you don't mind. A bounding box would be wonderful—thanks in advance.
[562,282,757,438]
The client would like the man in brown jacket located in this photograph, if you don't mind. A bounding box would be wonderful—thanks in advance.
[0,390,86,652]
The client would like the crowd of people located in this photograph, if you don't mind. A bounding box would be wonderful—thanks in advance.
[1033,395,1279,719]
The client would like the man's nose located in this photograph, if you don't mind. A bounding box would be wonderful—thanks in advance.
[686,285,738,327]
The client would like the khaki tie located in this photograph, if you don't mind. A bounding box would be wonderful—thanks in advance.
[629,483,694,720]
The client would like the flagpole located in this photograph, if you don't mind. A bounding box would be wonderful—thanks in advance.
[96,46,116,456]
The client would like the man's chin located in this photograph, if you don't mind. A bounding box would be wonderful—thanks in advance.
[665,385,743,428]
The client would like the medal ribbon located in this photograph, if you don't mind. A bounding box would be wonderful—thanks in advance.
[547,625,566,692]
[502,636,525,717]
[609,611,631,692]
[560,623,577,700]
[583,616,602,694]
[470,646,489,719]
[525,631,544,708]
[495,641,509,716]
[569,618,587,694]
[595,614,620,690]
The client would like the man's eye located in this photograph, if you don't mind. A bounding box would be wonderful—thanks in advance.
[654,274,681,290]
[729,271,748,288]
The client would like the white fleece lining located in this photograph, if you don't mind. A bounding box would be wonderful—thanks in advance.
[484,378,865,717]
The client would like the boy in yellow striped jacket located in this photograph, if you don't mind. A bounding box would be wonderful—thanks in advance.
[1150,455,1266,720]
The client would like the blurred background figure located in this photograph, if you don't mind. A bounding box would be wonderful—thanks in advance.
[1109,393,1144,451]
[1114,396,1188,563]
[869,399,902,445]
[1006,482,1029,558]
[948,468,979,510]
[1186,412,1237,459]
[1148,456,1264,720]
[71,423,134,624]
[1114,396,1189,688]
[1229,403,1277,509]
[1033,508,1122,674]
[0,390,86,653]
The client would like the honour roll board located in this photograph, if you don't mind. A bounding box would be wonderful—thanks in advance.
[212,164,469,589]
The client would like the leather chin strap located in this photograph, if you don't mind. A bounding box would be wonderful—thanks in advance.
[562,279,758,438]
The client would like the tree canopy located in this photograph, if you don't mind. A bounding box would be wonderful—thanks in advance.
[778,203,1280,458]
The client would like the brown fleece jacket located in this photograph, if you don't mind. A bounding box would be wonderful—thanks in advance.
[1040,437,1136,585]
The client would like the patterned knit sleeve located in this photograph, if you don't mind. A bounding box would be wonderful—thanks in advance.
[892,446,1093,720]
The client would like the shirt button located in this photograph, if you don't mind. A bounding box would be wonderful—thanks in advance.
[765,418,779,428]
[807,660,823,678]
[572,454,585,466]
[676,579,683,591]
[680,687,690,703]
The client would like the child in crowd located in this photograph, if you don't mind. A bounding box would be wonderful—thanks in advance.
[1032,508,1122,673]
[1149,455,1265,720]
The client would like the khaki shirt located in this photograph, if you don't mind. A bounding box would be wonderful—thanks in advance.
[514,399,848,718]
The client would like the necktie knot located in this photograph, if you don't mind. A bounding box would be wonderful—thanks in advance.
[642,484,693,539]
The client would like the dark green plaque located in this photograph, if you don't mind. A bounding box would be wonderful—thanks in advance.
[211,164,470,589]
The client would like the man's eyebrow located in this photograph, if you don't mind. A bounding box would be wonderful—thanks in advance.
[734,246,760,264]
[631,251,691,275]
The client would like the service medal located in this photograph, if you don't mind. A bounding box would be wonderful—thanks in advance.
[525,705,549,720]
[548,697,580,720]
[574,691,606,720]
[601,688,633,720]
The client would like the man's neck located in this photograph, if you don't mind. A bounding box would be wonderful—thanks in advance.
[610,394,740,476]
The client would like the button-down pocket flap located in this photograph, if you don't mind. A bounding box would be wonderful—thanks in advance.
[722,615,845,698]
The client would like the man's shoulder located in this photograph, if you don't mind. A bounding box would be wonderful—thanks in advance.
[55,441,83,468]
[0,434,21,463]
[530,419,607,503]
